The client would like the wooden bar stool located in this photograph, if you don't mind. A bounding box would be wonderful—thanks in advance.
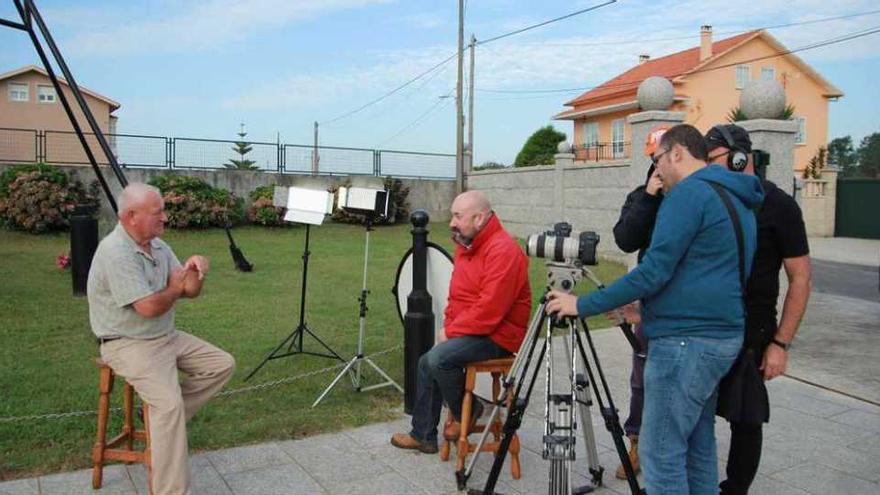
[92,358,152,494]
[440,356,521,479]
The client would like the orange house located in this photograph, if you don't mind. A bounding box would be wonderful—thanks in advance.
[1,65,119,133]
[554,27,843,172]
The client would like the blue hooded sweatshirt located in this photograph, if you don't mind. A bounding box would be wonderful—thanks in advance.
[577,164,764,340]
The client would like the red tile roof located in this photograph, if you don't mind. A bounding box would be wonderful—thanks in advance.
[563,31,758,110]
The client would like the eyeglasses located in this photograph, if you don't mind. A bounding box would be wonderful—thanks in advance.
[651,148,670,165]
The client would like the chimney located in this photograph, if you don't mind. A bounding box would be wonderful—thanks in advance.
[639,54,650,64]
[700,25,713,61]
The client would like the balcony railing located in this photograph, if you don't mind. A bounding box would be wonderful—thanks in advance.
[573,142,631,162]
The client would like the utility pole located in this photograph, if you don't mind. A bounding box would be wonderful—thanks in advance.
[455,0,465,193]
[312,121,319,175]
[468,34,476,173]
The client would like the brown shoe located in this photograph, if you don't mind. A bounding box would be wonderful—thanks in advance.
[444,400,484,441]
[390,433,438,454]
[615,435,640,480]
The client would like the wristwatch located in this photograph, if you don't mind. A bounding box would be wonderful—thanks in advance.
[770,338,791,351]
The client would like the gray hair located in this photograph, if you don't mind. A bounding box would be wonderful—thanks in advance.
[118,183,161,218]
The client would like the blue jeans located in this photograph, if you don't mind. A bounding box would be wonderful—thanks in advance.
[410,336,510,445]
[641,335,742,495]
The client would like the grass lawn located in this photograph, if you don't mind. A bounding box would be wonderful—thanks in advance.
[0,221,625,479]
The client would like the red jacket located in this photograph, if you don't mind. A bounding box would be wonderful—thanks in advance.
[444,214,531,353]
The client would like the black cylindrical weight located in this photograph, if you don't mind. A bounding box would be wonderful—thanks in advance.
[70,204,98,296]
[404,209,434,414]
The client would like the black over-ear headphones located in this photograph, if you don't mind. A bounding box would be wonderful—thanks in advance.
[712,125,749,172]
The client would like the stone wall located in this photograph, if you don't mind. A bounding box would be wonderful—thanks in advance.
[467,159,633,261]
[0,163,457,225]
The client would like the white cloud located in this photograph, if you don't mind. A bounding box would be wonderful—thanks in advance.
[61,0,394,56]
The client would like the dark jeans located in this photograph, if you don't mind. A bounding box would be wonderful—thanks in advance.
[720,422,763,495]
[410,336,510,445]
[721,323,771,495]
[624,323,648,437]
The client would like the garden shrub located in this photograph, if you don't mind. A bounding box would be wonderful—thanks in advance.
[247,185,286,226]
[148,175,243,228]
[0,164,100,234]
[331,177,410,225]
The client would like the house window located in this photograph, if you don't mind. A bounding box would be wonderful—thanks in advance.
[582,122,599,148]
[761,67,776,81]
[8,82,28,101]
[612,119,625,158]
[37,85,56,103]
[794,116,806,145]
[735,65,750,89]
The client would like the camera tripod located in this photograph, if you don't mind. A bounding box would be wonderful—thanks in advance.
[312,216,403,406]
[458,262,644,495]
[245,224,346,381]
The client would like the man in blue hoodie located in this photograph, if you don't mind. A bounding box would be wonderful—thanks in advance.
[547,124,764,495]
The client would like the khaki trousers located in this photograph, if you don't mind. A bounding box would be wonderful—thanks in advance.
[101,331,235,495]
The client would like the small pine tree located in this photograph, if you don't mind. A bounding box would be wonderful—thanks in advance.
[226,123,258,170]
[803,145,827,179]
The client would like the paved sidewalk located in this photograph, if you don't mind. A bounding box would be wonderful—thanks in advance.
[3,318,879,495]
[808,237,879,267]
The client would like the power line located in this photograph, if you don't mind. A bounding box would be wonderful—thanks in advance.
[529,8,880,48]
[476,0,617,46]
[378,87,456,147]
[475,23,880,98]
[320,51,458,125]
[320,1,618,125]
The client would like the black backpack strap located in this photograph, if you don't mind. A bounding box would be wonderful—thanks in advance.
[701,180,746,297]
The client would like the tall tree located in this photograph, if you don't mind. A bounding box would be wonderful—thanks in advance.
[514,125,567,167]
[226,123,258,170]
[857,132,880,178]
[828,136,858,177]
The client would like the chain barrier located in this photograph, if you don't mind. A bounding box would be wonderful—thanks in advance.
[0,344,403,424]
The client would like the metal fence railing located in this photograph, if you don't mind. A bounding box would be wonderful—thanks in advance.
[573,142,632,162]
[0,128,38,164]
[378,150,457,178]
[173,137,280,172]
[0,127,456,179]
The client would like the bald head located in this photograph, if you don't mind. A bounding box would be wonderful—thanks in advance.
[118,183,162,218]
[452,190,491,216]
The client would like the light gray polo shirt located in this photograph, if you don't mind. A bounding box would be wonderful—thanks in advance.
[87,223,181,339]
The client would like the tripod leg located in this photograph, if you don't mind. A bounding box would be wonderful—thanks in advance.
[464,315,550,495]
[361,357,404,393]
[244,329,301,381]
[312,356,361,407]
[575,319,644,495]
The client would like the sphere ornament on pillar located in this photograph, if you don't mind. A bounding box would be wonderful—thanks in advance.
[740,79,786,119]
[637,76,674,111]
[557,141,572,154]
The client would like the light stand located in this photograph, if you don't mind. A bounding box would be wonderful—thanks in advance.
[313,214,403,406]
[245,187,345,381]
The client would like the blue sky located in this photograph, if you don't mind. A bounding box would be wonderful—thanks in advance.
[1,0,878,166]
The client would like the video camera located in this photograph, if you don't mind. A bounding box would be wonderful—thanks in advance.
[525,222,599,266]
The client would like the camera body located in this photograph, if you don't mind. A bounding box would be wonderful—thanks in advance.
[525,222,599,266]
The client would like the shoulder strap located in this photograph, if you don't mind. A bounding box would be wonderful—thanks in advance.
[701,179,746,296]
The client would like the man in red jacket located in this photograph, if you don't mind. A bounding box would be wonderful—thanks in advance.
[391,190,531,453]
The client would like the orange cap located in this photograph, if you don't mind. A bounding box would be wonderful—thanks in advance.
[644,125,670,157]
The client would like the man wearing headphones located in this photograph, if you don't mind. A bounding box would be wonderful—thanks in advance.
[705,124,812,495]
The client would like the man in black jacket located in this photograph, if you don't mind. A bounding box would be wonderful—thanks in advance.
[608,124,668,479]
[705,124,812,495]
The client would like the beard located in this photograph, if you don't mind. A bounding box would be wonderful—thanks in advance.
[451,228,473,247]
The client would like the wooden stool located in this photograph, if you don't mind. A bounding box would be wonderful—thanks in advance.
[92,358,152,494]
[440,357,521,479]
